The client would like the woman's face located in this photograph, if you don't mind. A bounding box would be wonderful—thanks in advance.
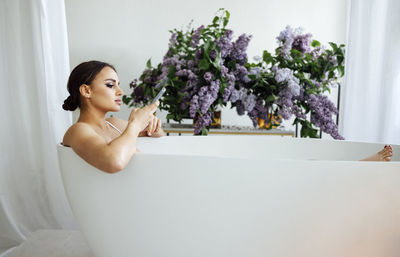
[85,66,123,112]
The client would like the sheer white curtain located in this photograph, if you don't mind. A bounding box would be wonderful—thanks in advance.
[341,0,400,144]
[0,0,75,249]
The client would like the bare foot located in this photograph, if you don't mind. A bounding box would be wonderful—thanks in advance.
[360,145,393,162]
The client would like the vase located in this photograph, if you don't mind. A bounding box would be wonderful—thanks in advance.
[257,113,282,129]
[210,110,221,128]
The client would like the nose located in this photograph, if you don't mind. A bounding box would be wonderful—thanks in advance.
[116,85,123,96]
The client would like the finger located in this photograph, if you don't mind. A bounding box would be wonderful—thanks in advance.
[155,118,161,132]
[144,101,159,113]
[151,117,159,133]
[147,118,154,136]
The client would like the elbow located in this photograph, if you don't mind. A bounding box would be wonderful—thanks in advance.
[101,148,137,173]
[106,164,124,173]
[103,157,126,174]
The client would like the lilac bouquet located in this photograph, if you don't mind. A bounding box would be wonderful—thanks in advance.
[245,26,345,139]
[123,9,253,135]
[123,10,345,139]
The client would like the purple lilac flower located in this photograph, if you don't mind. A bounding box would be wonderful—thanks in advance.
[249,67,262,78]
[310,46,325,60]
[230,34,252,64]
[189,95,200,118]
[216,29,234,58]
[191,80,221,115]
[220,65,229,76]
[273,67,301,97]
[247,99,268,127]
[224,72,235,83]
[236,102,245,115]
[209,50,218,61]
[287,78,300,96]
[230,87,247,103]
[230,89,240,103]
[222,81,234,102]
[243,93,257,112]
[310,79,322,88]
[234,64,248,81]
[232,86,258,114]
[176,69,197,80]
[292,33,312,53]
[169,33,178,48]
[203,72,213,82]
[306,94,343,139]
[194,111,212,134]
[200,93,214,114]
[129,80,146,103]
[242,75,252,83]
[209,80,220,98]
[277,25,294,43]
[187,60,195,69]
[274,68,293,83]
[191,25,204,47]
[195,48,204,62]
[292,105,306,119]
[163,54,183,67]
[277,26,295,59]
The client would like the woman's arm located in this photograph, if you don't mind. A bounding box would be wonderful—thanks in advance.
[64,103,159,173]
[107,115,165,138]
[63,122,141,173]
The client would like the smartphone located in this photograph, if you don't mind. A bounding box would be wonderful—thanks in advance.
[151,87,166,104]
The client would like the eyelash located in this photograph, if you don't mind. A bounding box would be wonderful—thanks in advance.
[106,83,114,88]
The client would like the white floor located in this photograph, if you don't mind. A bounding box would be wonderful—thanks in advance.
[3,230,93,257]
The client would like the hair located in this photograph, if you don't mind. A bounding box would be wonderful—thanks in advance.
[62,60,116,111]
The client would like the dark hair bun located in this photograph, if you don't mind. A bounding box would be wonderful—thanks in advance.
[62,96,78,111]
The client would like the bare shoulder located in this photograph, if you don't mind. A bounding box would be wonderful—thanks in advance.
[62,122,97,147]
[106,116,128,131]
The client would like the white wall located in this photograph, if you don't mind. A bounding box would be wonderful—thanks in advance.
[65,0,347,130]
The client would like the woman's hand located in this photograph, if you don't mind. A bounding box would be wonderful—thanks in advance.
[128,101,159,132]
[144,115,162,136]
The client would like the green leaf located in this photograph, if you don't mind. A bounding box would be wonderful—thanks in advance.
[225,10,230,19]
[212,51,221,69]
[199,58,210,70]
[311,40,321,47]
[263,50,273,64]
[166,114,175,120]
[223,18,229,27]
[339,66,345,77]
[266,94,277,102]
[248,74,257,80]
[212,16,219,25]
[300,120,319,138]
[290,49,303,58]
[201,127,209,135]
[329,42,338,51]
[146,59,152,69]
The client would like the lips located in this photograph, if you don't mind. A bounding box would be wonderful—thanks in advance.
[115,99,122,105]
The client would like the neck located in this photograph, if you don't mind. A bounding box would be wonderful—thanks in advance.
[78,105,108,130]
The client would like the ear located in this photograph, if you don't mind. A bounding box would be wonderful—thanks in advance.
[79,84,91,99]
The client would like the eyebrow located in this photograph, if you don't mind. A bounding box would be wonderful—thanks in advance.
[104,78,120,85]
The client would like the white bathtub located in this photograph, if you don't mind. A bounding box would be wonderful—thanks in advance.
[57,136,400,257]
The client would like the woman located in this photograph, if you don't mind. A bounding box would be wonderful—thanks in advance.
[62,61,164,173]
